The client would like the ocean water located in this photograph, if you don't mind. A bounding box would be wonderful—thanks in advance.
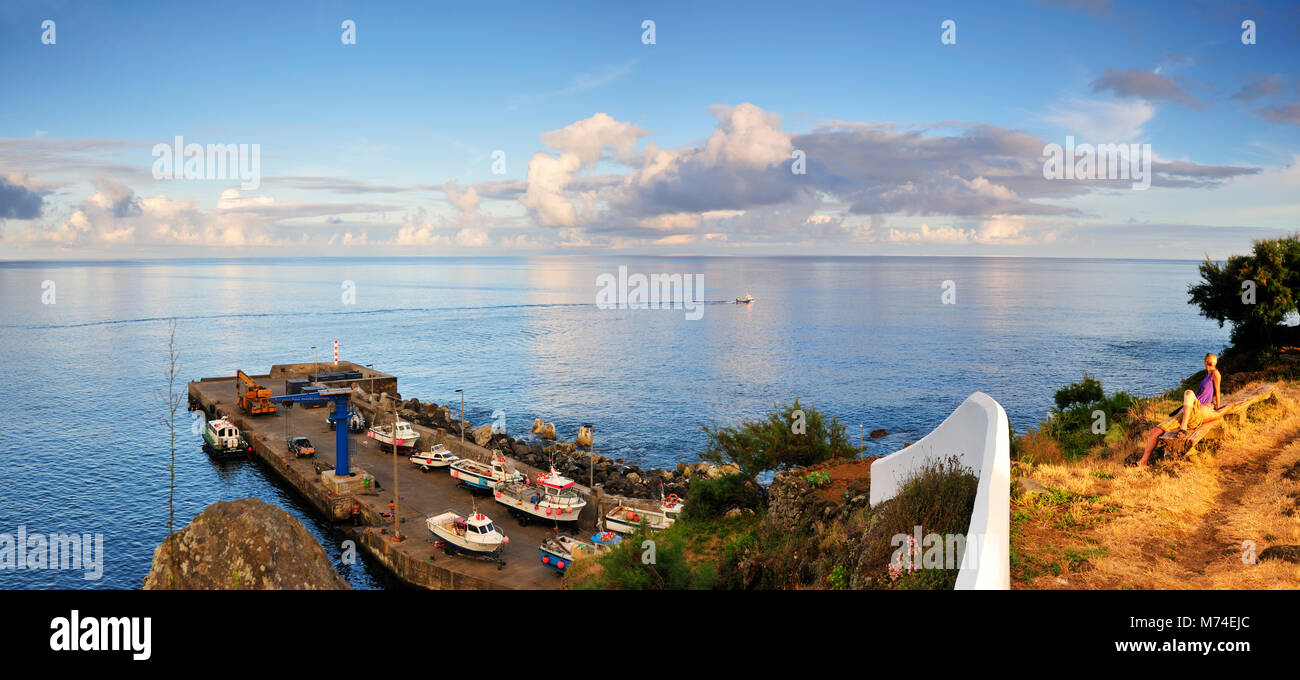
[0,256,1229,589]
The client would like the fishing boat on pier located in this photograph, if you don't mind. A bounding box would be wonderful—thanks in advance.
[538,533,613,575]
[449,455,524,491]
[602,494,685,534]
[409,443,458,471]
[426,509,509,567]
[494,467,587,525]
[368,419,420,449]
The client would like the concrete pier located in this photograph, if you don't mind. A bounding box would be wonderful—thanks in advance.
[188,363,567,589]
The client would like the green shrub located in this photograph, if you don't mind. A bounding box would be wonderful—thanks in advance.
[682,474,764,521]
[700,399,853,477]
[805,470,831,488]
[570,523,714,590]
[1043,377,1136,460]
[1054,374,1105,409]
[828,564,849,590]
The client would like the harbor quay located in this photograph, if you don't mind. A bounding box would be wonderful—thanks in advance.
[187,361,663,590]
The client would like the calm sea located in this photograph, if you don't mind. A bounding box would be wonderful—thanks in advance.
[0,256,1229,589]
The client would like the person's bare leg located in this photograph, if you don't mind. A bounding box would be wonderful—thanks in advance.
[1179,390,1197,431]
[1136,426,1164,467]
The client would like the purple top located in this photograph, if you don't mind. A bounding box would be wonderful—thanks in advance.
[1196,372,1215,406]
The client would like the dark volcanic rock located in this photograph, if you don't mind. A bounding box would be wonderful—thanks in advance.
[142,498,349,590]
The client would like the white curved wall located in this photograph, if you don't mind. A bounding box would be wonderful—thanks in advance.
[869,391,1010,590]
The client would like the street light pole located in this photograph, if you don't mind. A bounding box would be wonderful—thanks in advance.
[455,388,465,443]
[392,399,402,541]
[311,346,318,372]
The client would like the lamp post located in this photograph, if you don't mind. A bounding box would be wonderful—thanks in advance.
[311,346,318,373]
[392,399,402,541]
[455,388,465,443]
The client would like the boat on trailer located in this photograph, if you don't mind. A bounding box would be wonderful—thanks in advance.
[409,443,458,471]
[449,456,524,491]
[202,417,251,458]
[494,467,587,525]
[367,420,420,449]
[426,510,509,567]
[602,494,685,534]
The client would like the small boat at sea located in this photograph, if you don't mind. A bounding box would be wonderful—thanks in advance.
[538,533,614,575]
[602,494,685,534]
[735,293,754,304]
[409,444,458,471]
[494,467,587,525]
[449,456,524,491]
[203,417,251,458]
[367,420,420,449]
[426,509,508,566]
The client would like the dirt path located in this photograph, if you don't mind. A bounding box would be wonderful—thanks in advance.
[1178,420,1300,582]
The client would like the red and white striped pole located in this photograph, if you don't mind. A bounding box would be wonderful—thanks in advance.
[333,339,338,365]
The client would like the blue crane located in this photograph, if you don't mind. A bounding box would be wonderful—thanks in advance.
[268,388,357,476]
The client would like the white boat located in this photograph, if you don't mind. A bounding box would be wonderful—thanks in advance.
[426,510,508,566]
[202,417,251,458]
[538,533,613,575]
[409,444,458,471]
[494,467,587,525]
[602,494,685,534]
[367,420,420,449]
[449,456,524,491]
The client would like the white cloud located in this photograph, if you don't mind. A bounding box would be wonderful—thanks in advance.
[1042,97,1155,142]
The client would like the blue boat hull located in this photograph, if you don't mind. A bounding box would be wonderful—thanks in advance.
[538,547,571,573]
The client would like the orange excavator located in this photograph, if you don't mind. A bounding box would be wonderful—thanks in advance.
[236,369,277,415]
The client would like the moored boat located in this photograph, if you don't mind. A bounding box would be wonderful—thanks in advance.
[494,467,587,525]
[409,443,458,471]
[426,510,508,566]
[202,417,251,458]
[449,456,524,491]
[367,419,420,449]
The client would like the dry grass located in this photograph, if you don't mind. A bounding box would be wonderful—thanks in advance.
[1011,381,1300,589]
[1015,425,1064,465]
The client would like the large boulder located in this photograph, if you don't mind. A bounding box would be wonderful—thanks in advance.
[576,426,593,447]
[532,418,545,434]
[472,424,494,447]
[708,462,742,479]
[142,498,349,590]
[540,422,557,440]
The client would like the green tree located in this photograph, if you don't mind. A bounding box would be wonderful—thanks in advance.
[699,399,852,477]
[1188,233,1300,348]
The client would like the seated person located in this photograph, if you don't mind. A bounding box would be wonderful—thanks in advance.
[1135,353,1224,467]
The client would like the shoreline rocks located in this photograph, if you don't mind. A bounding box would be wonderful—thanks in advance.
[143,498,349,590]
[365,395,700,502]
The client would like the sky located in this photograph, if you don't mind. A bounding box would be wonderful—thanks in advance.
[1,0,1299,259]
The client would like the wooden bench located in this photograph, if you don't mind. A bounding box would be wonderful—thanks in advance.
[1158,384,1275,457]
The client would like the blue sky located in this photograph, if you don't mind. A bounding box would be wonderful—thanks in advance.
[1,0,1298,258]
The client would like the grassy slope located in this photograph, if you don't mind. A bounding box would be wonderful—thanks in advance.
[1011,381,1300,589]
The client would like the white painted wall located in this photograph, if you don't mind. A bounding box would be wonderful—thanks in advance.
[869,392,1010,590]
